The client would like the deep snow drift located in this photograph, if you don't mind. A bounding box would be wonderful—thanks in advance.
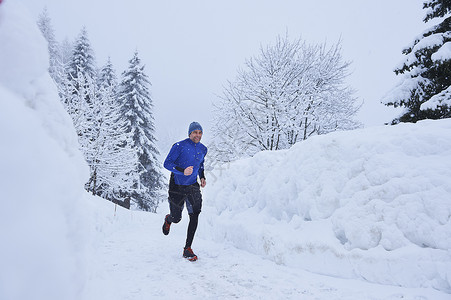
[0,2,90,300]
[202,119,451,292]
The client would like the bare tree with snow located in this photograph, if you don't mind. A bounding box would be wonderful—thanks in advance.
[210,35,361,162]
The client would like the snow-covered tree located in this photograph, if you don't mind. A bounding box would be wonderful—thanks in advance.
[51,38,74,107]
[56,38,73,83]
[68,27,96,82]
[84,60,140,204]
[117,51,165,212]
[63,71,95,133]
[37,7,60,81]
[98,57,117,92]
[37,9,76,103]
[382,1,451,123]
[35,20,155,209]
[210,35,361,162]
[62,27,97,134]
[58,38,73,70]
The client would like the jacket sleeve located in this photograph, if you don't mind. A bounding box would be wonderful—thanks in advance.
[164,143,184,175]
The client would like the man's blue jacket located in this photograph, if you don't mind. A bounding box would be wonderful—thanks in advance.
[164,138,207,186]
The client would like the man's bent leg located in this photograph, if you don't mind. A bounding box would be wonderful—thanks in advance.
[168,192,185,223]
[162,183,186,235]
[167,179,186,223]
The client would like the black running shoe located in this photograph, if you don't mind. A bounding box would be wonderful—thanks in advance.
[162,214,171,235]
[183,247,198,261]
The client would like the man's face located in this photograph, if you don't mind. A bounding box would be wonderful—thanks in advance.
[189,130,203,143]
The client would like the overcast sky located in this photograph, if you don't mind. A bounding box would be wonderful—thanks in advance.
[20,0,428,150]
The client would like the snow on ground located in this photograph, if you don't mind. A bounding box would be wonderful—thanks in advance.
[202,119,451,294]
[1,1,451,299]
[83,198,450,300]
[0,2,89,300]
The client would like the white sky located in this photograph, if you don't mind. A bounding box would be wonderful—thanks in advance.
[20,0,428,148]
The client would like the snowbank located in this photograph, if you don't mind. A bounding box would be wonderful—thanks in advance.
[202,119,451,293]
[0,2,90,300]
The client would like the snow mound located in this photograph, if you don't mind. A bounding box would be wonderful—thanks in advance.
[202,119,451,293]
[0,2,90,300]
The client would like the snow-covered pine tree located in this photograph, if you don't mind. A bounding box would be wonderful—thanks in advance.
[98,57,117,92]
[54,38,74,103]
[382,1,451,123]
[62,27,97,137]
[60,28,106,199]
[85,60,140,206]
[64,71,95,137]
[210,35,361,162]
[59,38,73,73]
[68,27,96,82]
[37,9,73,100]
[37,7,60,82]
[117,51,165,212]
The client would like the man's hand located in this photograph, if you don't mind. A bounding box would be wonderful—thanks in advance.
[184,166,193,176]
[200,178,206,188]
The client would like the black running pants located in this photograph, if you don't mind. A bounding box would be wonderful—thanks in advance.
[167,176,203,248]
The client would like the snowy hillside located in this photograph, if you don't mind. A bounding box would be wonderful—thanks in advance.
[202,119,451,292]
[0,2,90,300]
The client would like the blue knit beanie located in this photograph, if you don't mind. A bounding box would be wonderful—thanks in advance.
[188,121,203,136]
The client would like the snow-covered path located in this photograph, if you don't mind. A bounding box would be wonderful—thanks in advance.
[83,204,449,300]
